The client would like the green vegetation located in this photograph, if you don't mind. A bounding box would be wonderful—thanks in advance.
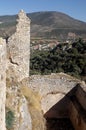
[30,39,86,81]
[6,109,15,130]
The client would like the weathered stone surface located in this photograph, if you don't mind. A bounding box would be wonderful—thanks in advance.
[0,38,6,130]
[6,82,32,130]
[30,73,85,114]
[30,73,80,96]
[19,97,32,130]
[41,93,65,113]
[68,85,86,130]
[20,78,46,130]
[7,10,30,81]
[6,10,32,130]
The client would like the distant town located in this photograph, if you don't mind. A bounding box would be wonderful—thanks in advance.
[31,35,86,51]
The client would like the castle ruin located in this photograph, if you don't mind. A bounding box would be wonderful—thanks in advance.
[0,10,86,130]
[7,10,30,81]
[0,38,6,130]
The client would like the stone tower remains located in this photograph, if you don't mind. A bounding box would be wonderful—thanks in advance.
[0,38,6,130]
[7,10,30,81]
[6,10,32,130]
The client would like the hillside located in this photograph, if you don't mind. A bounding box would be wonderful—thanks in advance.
[0,11,86,40]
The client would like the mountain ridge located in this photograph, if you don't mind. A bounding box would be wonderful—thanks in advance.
[0,11,86,40]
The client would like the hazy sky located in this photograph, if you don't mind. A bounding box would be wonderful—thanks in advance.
[0,0,86,22]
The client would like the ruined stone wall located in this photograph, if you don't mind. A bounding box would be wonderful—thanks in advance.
[68,84,86,130]
[0,38,6,130]
[6,10,32,130]
[6,10,46,130]
[76,86,86,110]
[69,97,86,130]
[30,73,81,113]
[30,73,86,130]
[7,10,30,81]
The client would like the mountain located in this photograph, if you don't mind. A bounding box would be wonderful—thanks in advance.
[0,11,86,40]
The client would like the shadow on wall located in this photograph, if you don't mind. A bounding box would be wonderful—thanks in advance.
[44,84,86,130]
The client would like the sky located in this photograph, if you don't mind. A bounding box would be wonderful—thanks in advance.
[0,0,86,22]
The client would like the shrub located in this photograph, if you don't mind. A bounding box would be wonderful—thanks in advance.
[6,110,15,129]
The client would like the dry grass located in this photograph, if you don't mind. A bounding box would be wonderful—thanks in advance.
[6,75,46,130]
[21,85,41,110]
[20,78,46,130]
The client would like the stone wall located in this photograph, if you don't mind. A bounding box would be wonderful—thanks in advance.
[6,10,46,130]
[6,10,32,130]
[30,73,86,130]
[68,84,86,130]
[7,10,30,81]
[30,73,81,113]
[69,100,86,130]
[76,86,86,110]
[0,38,6,130]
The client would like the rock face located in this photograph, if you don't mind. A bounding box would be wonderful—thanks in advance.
[0,38,6,130]
[7,10,30,81]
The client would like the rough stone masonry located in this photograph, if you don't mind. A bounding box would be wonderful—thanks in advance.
[7,10,31,81]
[0,10,31,130]
[0,38,6,130]
[6,10,32,130]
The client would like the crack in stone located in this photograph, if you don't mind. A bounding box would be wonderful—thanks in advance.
[9,56,19,66]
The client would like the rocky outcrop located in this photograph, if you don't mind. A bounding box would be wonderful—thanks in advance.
[0,38,6,130]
